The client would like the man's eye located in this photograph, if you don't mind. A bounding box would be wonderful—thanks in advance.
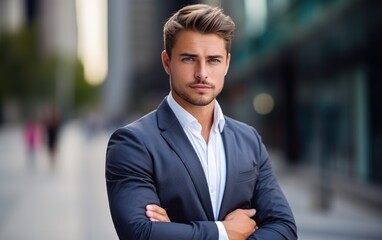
[182,57,194,62]
[209,58,221,64]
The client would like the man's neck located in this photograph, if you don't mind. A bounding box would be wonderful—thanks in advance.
[172,94,215,142]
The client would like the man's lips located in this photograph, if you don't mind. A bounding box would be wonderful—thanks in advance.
[190,83,213,89]
[190,84,213,93]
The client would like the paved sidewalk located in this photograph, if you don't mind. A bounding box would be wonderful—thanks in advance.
[0,122,382,240]
[275,158,382,240]
[0,122,116,240]
[281,173,382,240]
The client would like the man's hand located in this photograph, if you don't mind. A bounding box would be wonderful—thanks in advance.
[146,204,171,222]
[222,209,257,240]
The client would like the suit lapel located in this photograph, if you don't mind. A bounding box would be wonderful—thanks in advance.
[218,124,238,220]
[157,99,215,220]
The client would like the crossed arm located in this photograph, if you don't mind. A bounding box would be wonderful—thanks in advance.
[146,204,258,240]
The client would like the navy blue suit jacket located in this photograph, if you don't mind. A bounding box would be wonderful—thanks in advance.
[106,98,297,240]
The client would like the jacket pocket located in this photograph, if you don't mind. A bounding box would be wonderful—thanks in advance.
[237,164,258,183]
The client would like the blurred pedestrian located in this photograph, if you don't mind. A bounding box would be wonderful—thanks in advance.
[43,106,61,166]
[23,118,41,167]
[106,4,297,240]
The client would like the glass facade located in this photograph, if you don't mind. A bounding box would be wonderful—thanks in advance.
[223,0,382,185]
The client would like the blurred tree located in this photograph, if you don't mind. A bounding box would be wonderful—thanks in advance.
[72,59,101,110]
[0,26,100,120]
[0,26,55,117]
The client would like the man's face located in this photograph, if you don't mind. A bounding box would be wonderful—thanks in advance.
[161,30,230,109]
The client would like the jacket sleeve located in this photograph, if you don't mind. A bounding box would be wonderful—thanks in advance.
[105,127,219,240]
[249,130,298,240]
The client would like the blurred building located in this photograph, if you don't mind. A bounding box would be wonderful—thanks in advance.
[0,0,25,33]
[38,0,77,117]
[219,0,382,190]
[38,0,77,58]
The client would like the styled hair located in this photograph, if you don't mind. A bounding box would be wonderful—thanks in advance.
[163,4,235,57]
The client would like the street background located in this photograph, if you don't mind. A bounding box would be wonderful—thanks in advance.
[1,0,382,239]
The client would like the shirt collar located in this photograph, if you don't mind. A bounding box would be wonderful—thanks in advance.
[167,92,225,133]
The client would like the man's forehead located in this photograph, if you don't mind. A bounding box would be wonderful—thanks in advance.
[172,31,227,54]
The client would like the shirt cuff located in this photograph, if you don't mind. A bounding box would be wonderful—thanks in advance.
[215,221,229,240]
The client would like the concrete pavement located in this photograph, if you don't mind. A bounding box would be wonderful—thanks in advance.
[0,122,382,239]
[0,122,116,240]
[280,171,382,240]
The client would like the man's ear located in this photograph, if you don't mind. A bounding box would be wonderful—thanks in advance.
[161,50,171,75]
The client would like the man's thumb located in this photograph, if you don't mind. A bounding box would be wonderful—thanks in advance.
[244,209,256,217]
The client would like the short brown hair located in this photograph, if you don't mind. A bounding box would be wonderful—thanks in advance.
[163,4,235,57]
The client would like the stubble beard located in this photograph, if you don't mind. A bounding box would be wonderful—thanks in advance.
[172,82,218,107]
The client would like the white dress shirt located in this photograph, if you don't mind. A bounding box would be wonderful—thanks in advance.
[167,93,228,239]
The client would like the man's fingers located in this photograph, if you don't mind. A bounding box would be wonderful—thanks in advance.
[243,209,256,217]
[147,204,167,215]
[224,208,257,222]
[146,204,171,222]
[146,205,160,219]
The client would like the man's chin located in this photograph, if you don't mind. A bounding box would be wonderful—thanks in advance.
[188,96,215,106]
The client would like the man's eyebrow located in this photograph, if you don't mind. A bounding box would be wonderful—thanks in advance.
[207,55,224,59]
[178,53,224,58]
[179,53,197,57]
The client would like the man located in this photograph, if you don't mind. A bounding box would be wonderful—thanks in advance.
[106,4,297,240]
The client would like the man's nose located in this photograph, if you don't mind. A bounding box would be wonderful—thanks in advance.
[194,62,208,81]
